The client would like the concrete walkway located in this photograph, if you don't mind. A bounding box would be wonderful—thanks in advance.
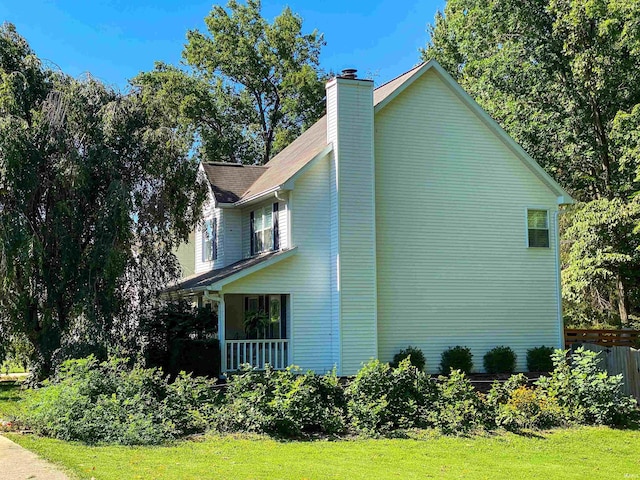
[0,435,70,479]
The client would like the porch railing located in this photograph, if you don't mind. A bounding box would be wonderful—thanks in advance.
[224,339,289,372]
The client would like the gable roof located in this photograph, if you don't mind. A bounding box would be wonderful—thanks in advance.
[202,162,268,204]
[241,116,329,200]
[236,69,428,202]
[373,62,425,106]
[212,60,571,205]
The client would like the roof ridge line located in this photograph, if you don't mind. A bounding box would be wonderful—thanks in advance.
[374,62,426,90]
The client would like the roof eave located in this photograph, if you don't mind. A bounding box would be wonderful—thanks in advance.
[234,144,333,206]
[206,247,298,291]
[233,186,283,208]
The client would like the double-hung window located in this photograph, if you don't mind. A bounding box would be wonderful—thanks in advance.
[251,203,279,255]
[202,218,217,261]
[527,209,549,248]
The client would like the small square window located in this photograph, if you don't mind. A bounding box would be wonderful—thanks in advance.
[527,210,549,248]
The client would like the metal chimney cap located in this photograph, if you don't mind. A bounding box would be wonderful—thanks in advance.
[340,68,358,79]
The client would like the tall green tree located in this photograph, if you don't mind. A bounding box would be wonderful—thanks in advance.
[424,0,640,324]
[0,23,207,378]
[135,0,326,165]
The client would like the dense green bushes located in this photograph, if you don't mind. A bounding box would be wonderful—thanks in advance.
[346,359,436,434]
[213,366,346,437]
[14,347,638,444]
[536,348,637,426]
[20,357,220,445]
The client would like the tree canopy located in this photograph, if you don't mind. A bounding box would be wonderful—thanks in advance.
[134,0,327,165]
[0,23,207,378]
[425,0,640,325]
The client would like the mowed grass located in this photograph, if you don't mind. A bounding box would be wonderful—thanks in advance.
[0,380,24,418]
[4,427,640,480]
[0,360,27,374]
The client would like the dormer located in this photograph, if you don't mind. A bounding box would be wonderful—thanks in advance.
[196,162,267,272]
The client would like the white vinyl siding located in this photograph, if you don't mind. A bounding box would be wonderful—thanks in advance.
[222,208,242,266]
[195,189,224,273]
[221,156,335,373]
[327,87,341,372]
[326,77,378,375]
[375,69,561,373]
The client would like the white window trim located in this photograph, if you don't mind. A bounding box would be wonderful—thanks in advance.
[525,207,550,249]
[202,218,217,262]
[252,205,274,255]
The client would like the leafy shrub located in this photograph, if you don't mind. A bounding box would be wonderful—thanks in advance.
[428,370,486,434]
[526,346,554,372]
[494,385,563,431]
[20,356,220,445]
[346,358,437,435]
[270,368,346,436]
[390,346,426,371]
[213,365,346,437]
[485,373,529,422]
[440,346,473,374]
[483,346,517,374]
[536,348,637,426]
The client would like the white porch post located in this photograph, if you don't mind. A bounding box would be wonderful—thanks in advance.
[217,294,226,374]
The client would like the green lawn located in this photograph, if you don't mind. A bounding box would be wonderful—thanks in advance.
[3,428,640,480]
[0,380,24,419]
[0,361,27,375]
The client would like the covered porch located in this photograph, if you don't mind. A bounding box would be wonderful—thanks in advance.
[218,293,290,372]
[165,248,297,374]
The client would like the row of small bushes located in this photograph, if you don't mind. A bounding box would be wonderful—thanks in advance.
[15,347,637,444]
[392,345,555,374]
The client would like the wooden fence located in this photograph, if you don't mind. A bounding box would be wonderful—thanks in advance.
[577,343,640,402]
[564,328,640,348]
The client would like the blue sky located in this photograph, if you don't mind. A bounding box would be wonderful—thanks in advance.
[1,0,444,89]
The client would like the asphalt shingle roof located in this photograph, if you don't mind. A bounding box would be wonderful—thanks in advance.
[167,249,293,293]
[202,64,427,204]
[202,163,268,204]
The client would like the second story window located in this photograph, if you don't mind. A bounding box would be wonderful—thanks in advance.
[251,203,279,255]
[252,206,273,254]
[202,218,217,261]
[527,209,549,248]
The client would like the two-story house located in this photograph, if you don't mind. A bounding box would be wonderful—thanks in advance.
[169,60,573,375]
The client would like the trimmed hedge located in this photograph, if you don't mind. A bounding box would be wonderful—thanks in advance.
[483,346,517,374]
[390,346,426,372]
[440,346,474,374]
[526,346,554,372]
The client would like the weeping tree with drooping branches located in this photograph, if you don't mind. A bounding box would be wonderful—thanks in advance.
[0,23,207,379]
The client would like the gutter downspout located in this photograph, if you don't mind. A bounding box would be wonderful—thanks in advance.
[554,209,565,349]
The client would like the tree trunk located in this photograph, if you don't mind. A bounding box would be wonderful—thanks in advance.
[617,273,630,326]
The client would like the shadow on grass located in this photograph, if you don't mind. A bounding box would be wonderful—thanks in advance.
[0,382,22,402]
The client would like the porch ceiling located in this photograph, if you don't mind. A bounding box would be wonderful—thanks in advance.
[166,247,297,294]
